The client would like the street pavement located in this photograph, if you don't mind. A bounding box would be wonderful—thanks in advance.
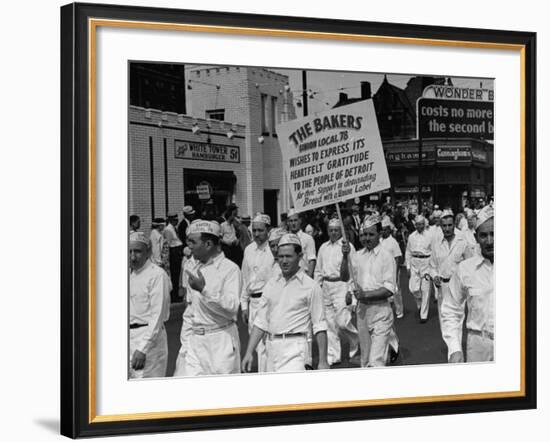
[164,270,448,376]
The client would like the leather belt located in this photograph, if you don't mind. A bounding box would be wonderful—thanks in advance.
[323,276,342,282]
[192,321,234,335]
[249,292,262,298]
[129,323,148,329]
[468,328,494,340]
[268,332,306,340]
[412,253,431,258]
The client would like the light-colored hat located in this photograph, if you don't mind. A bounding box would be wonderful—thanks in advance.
[287,208,299,218]
[414,215,426,224]
[475,205,494,229]
[441,209,454,218]
[252,214,271,226]
[183,205,195,215]
[278,233,302,247]
[432,209,443,218]
[361,214,381,231]
[130,231,151,247]
[268,227,285,242]
[465,208,476,219]
[327,218,342,228]
[381,216,393,229]
[187,219,222,237]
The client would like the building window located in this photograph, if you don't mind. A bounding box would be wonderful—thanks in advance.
[206,109,225,121]
[261,94,269,135]
[270,96,278,136]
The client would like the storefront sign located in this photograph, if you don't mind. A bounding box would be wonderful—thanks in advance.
[196,182,211,200]
[417,98,494,140]
[394,186,431,194]
[472,149,488,162]
[386,150,434,163]
[422,85,494,102]
[436,146,472,163]
[174,140,240,163]
[276,101,390,212]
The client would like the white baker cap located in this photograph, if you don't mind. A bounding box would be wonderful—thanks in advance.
[414,215,426,224]
[187,219,222,237]
[361,214,381,231]
[130,231,151,247]
[252,214,271,226]
[278,233,302,247]
[381,216,393,229]
[287,208,300,218]
[268,227,286,242]
[475,205,494,229]
[327,218,342,228]
[441,209,454,218]
[432,209,443,218]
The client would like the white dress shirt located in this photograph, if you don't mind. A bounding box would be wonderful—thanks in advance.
[430,234,471,280]
[314,238,355,285]
[440,255,494,356]
[184,252,241,327]
[405,230,433,269]
[461,227,480,256]
[129,260,171,354]
[240,240,275,310]
[351,244,396,294]
[164,223,183,248]
[149,229,164,265]
[295,229,317,271]
[220,220,237,246]
[379,235,402,260]
[254,270,327,335]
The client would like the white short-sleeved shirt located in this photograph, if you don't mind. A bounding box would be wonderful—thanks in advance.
[351,244,396,294]
[184,252,241,327]
[240,240,275,309]
[440,255,494,356]
[295,229,317,271]
[379,235,402,259]
[314,238,355,284]
[254,270,327,335]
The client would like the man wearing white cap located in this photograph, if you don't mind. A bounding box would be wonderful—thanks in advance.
[129,232,171,378]
[240,214,274,372]
[462,210,480,257]
[180,220,242,375]
[429,209,472,348]
[405,214,433,322]
[177,205,196,244]
[441,206,495,362]
[242,233,329,373]
[287,208,317,278]
[314,218,358,365]
[341,215,396,367]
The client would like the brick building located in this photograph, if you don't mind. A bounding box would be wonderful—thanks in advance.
[129,66,297,231]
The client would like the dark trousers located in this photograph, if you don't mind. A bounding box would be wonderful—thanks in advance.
[169,245,183,302]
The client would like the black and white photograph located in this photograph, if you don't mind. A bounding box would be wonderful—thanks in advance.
[128,62,495,378]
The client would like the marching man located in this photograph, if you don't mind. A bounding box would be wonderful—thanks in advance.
[129,232,171,378]
[314,218,359,365]
[429,209,472,347]
[341,215,396,367]
[240,214,274,372]
[180,220,242,375]
[405,215,433,323]
[287,209,317,277]
[441,206,495,362]
[242,234,329,373]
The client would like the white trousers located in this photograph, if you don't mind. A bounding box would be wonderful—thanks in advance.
[173,319,193,377]
[248,297,267,372]
[266,336,308,373]
[322,281,358,364]
[390,267,404,317]
[409,257,431,320]
[356,301,393,367]
[182,323,241,376]
[466,332,494,362]
[129,325,168,379]
[435,284,463,354]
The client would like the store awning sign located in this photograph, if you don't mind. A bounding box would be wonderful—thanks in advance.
[436,146,472,163]
[277,100,390,212]
[175,140,240,163]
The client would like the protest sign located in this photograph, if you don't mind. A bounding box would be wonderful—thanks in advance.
[276,100,390,213]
